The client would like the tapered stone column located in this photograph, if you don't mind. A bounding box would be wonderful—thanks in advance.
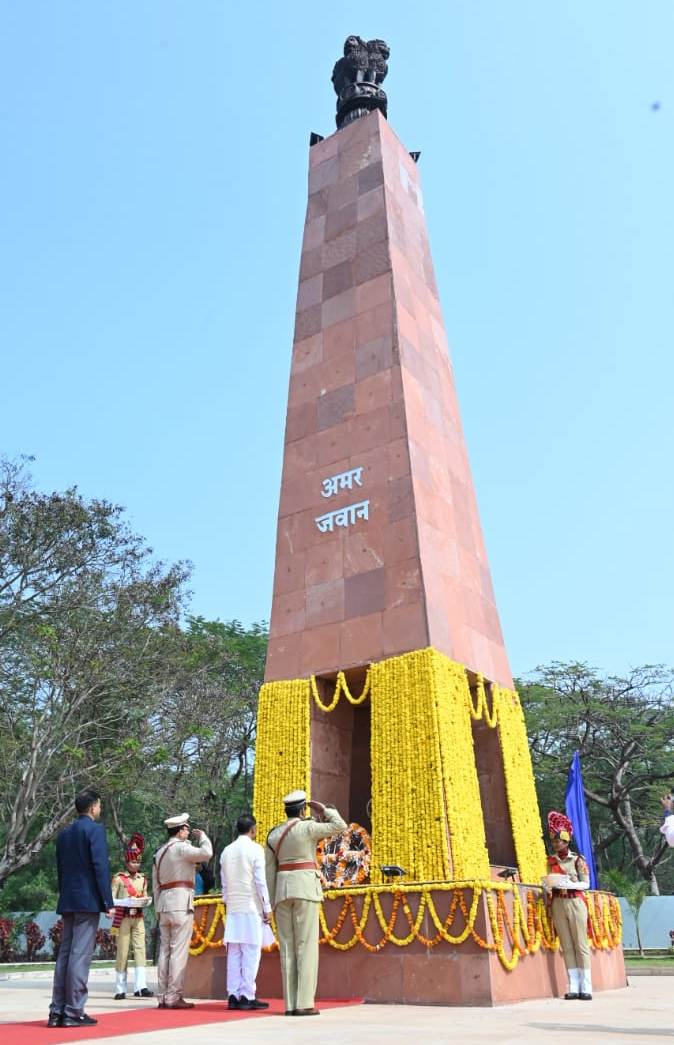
[266,109,511,689]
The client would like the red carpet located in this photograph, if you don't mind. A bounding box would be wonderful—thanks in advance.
[2,998,363,1044]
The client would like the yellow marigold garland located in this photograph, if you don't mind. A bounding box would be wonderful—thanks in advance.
[252,678,310,845]
[189,886,622,970]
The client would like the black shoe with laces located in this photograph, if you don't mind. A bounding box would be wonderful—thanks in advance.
[47,1014,63,1028]
[239,997,269,1010]
[228,994,240,1009]
[62,1014,98,1027]
[114,993,126,1000]
[134,988,154,997]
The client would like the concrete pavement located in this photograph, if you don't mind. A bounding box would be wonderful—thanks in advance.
[2,970,673,1044]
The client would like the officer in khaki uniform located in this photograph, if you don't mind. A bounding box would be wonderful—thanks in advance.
[111,833,153,999]
[545,810,592,1000]
[152,813,213,1009]
[265,790,346,1016]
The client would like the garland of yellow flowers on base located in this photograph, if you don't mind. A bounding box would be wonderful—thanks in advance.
[189,886,622,971]
[254,649,547,889]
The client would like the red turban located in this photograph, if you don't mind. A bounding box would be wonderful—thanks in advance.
[125,832,145,863]
[547,811,573,842]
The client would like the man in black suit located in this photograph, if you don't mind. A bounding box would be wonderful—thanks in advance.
[47,788,115,1028]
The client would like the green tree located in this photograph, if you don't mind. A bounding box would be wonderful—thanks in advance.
[520,662,674,893]
[0,458,189,885]
[602,868,649,956]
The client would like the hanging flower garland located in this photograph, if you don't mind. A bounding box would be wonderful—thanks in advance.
[252,678,311,846]
[189,885,623,970]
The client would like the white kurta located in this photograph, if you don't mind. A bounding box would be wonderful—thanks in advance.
[220,834,272,944]
[660,813,674,847]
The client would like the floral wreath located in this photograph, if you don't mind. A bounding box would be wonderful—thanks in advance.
[316,822,371,888]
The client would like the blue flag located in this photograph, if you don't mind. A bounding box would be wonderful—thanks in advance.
[565,751,598,889]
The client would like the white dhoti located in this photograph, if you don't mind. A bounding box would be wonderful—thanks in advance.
[224,911,264,1001]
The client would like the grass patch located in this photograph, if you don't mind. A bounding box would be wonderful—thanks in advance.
[0,960,155,974]
[625,956,674,968]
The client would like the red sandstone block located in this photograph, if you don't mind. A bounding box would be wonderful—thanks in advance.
[317,384,355,431]
[342,527,385,578]
[325,201,358,242]
[340,613,384,668]
[355,273,392,314]
[314,423,353,468]
[264,633,302,683]
[344,567,386,618]
[338,137,382,180]
[354,369,392,414]
[307,188,329,221]
[385,559,422,610]
[306,578,345,628]
[302,216,326,252]
[322,227,358,270]
[285,401,317,443]
[322,316,358,360]
[356,209,389,252]
[287,364,323,408]
[283,436,318,479]
[356,301,393,344]
[389,401,407,440]
[308,155,339,193]
[296,274,323,313]
[382,602,428,655]
[349,404,391,455]
[358,160,384,195]
[291,332,322,374]
[355,335,394,380]
[322,286,357,329]
[270,590,306,637]
[272,550,306,596]
[299,245,323,281]
[308,132,340,166]
[315,351,355,393]
[352,241,391,287]
[387,438,411,480]
[300,623,341,677]
[294,303,322,341]
[357,184,385,222]
[327,173,359,211]
[322,259,354,301]
[387,474,415,523]
[305,542,344,587]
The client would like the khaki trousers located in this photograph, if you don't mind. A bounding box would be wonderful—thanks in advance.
[157,911,194,1004]
[551,896,590,970]
[275,898,320,1012]
[115,917,146,972]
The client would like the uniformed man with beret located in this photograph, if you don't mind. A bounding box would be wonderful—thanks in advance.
[265,790,346,1016]
[545,810,592,1000]
[152,813,213,1009]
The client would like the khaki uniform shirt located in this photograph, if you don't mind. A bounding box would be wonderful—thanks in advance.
[152,834,213,915]
[550,849,590,885]
[265,806,347,906]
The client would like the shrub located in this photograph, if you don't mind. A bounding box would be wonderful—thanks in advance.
[24,919,46,961]
[48,918,63,959]
[95,928,116,960]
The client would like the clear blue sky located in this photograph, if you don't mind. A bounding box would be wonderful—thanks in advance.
[1,2,672,678]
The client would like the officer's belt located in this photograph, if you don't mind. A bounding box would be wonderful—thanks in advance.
[551,888,583,899]
[159,879,194,890]
[278,862,316,871]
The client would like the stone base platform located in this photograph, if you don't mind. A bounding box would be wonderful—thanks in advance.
[184,886,626,1006]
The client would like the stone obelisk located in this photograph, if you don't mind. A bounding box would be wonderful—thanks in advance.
[266,96,511,692]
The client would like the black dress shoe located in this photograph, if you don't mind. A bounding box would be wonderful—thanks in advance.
[134,988,154,997]
[579,992,593,1000]
[564,992,579,1000]
[62,1014,98,1027]
[228,994,240,1009]
[114,993,126,1000]
[238,996,269,1010]
[47,1014,63,1027]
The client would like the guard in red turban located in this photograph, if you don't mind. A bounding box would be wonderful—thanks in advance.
[111,833,153,999]
[545,811,592,1000]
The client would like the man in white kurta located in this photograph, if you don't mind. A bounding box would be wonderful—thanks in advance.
[220,814,272,1010]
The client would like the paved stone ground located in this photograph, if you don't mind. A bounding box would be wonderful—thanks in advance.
[2,971,674,1044]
